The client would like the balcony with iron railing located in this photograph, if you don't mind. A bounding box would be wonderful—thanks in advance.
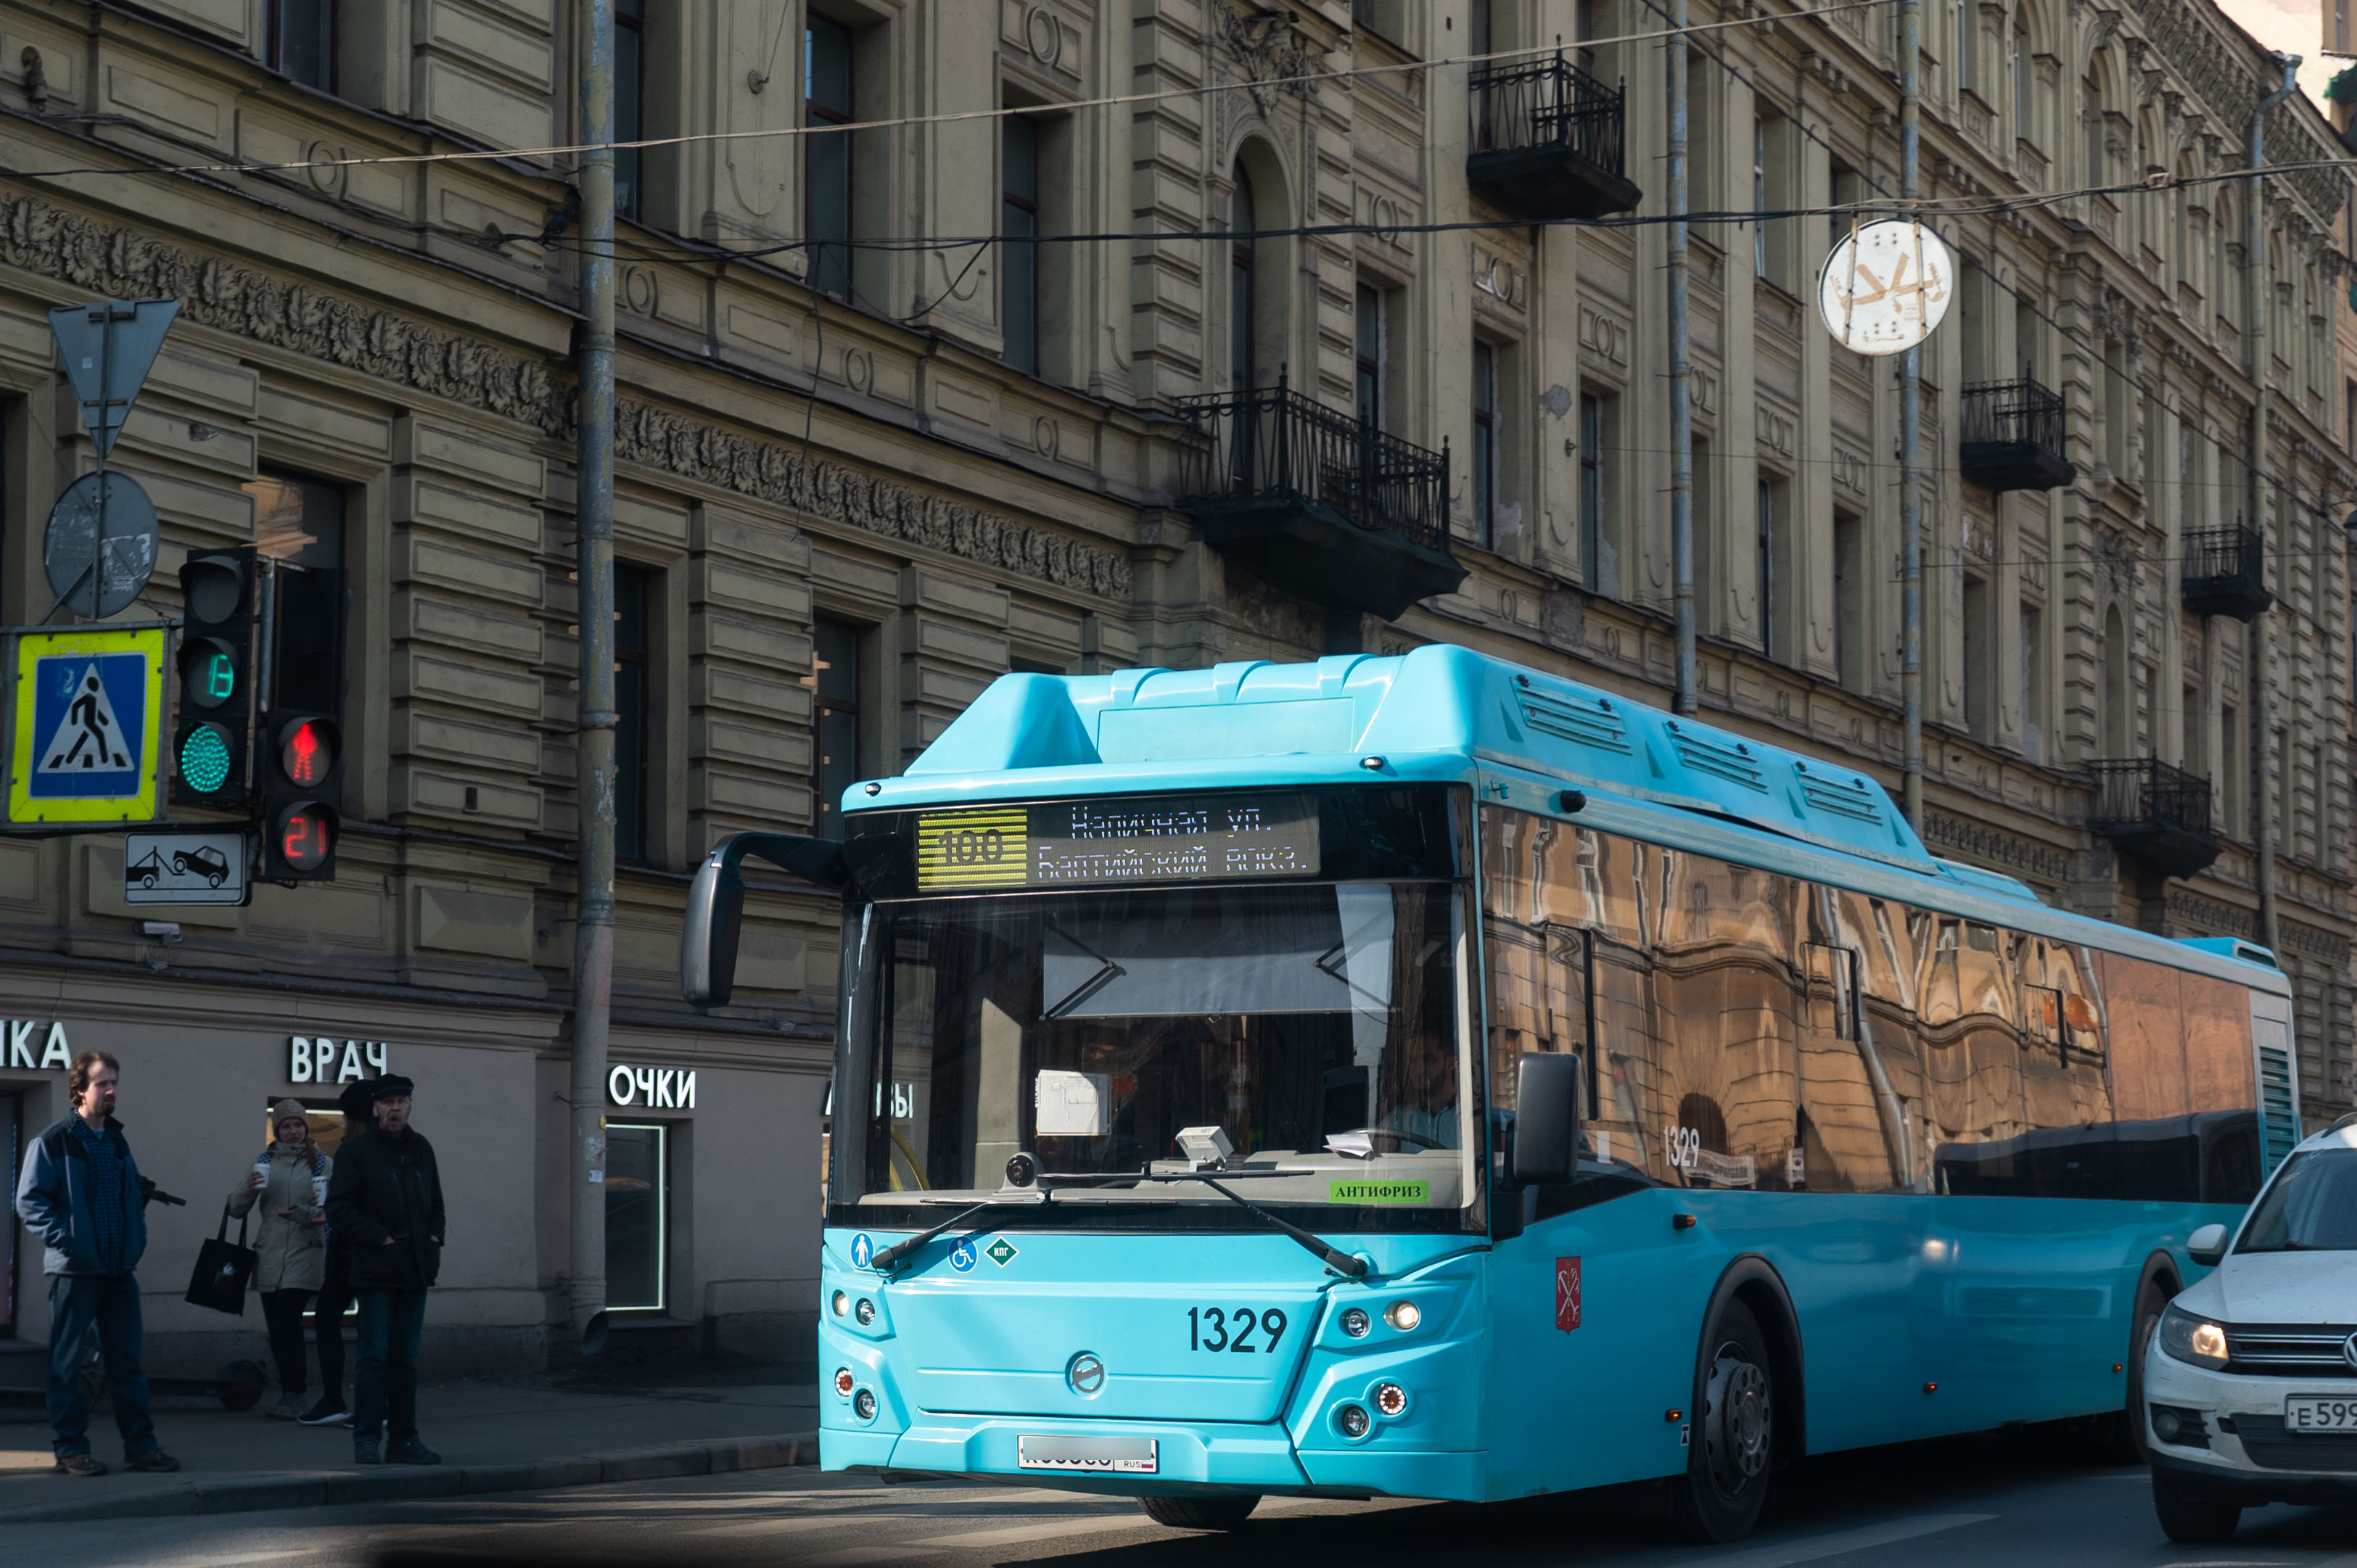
[1467,50,1641,220]
[1958,376,2075,493]
[2088,757,2220,880]
[2179,524,2274,620]
[1172,373,1464,620]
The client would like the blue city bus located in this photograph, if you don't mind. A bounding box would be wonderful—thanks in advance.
[681,645,2302,1540]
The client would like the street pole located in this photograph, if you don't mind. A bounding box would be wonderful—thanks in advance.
[1899,0,1923,828]
[1669,0,1695,715]
[2247,54,2297,967]
[569,0,618,1360]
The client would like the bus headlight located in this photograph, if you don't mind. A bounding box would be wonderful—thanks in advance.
[1384,1300,1421,1332]
[1341,1308,1371,1338]
[831,1291,849,1317]
[2158,1305,2230,1369]
[853,1387,878,1421]
[1334,1403,1370,1439]
[855,1297,876,1326]
[834,1368,855,1397]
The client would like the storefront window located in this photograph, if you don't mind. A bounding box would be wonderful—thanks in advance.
[606,1123,669,1311]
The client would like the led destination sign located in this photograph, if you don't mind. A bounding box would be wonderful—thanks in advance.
[916,795,1320,891]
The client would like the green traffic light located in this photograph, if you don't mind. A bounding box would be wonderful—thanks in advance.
[178,723,232,793]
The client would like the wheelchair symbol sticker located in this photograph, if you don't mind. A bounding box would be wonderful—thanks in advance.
[948,1237,978,1273]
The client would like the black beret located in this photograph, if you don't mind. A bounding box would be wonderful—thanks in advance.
[371,1075,415,1100]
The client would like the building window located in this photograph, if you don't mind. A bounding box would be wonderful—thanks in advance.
[1954,0,1975,96]
[808,618,864,838]
[1579,392,1609,591]
[2344,380,2356,453]
[268,0,334,92]
[1355,285,1386,430]
[247,471,346,718]
[1753,115,1768,277]
[2101,606,2129,756]
[1002,116,1040,376]
[605,1123,669,1312]
[1230,168,1258,390]
[805,17,856,301]
[1693,435,1716,628]
[1834,510,1864,690]
[614,0,644,221]
[2020,601,2044,763]
[1755,476,1786,658]
[614,564,651,862]
[1473,340,1497,548]
[1962,575,1992,740]
[2011,15,2031,144]
[2221,703,2244,836]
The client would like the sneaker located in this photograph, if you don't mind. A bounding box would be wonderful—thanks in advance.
[298,1395,349,1426]
[123,1449,179,1473]
[388,1437,442,1466]
[52,1453,107,1477]
[268,1392,307,1420]
[353,1436,382,1465]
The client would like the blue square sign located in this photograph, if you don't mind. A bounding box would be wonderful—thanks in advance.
[9,628,165,824]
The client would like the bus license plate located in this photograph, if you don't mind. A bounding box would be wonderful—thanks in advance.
[1017,1435,1159,1474]
[2285,1395,2357,1435]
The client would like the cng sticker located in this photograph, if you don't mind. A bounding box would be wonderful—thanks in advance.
[9,627,165,824]
[984,1237,1019,1268]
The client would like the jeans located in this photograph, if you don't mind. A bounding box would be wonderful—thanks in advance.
[312,1276,352,1396]
[259,1290,315,1396]
[46,1273,157,1458]
[353,1289,427,1442]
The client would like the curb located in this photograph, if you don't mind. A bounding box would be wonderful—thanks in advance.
[0,1431,818,1526]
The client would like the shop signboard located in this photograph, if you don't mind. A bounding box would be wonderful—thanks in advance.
[608,1063,696,1110]
[288,1036,391,1084]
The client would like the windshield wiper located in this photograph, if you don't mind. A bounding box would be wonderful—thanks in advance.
[1042,926,1126,1018]
[869,1194,1042,1274]
[1040,1169,1367,1278]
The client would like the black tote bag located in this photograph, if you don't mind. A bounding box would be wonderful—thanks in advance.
[185,1205,258,1316]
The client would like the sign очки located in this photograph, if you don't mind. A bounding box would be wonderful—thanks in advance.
[608,1063,696,1109]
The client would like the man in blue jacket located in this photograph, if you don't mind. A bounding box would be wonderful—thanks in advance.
[12,1050,178,1477]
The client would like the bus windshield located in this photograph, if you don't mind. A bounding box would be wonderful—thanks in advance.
[840,880,1472,1226]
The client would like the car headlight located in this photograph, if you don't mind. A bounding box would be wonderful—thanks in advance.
[2158,1304,2230,1370]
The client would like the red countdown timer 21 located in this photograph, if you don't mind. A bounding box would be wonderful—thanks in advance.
[276,803,334,872]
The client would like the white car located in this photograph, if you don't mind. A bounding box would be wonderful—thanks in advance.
[2144,1113,2357,1542]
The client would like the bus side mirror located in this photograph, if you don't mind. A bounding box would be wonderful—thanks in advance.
[681,833,851,1009]
[1510,1052,1582,1186]
[2187,1222,2229,1268]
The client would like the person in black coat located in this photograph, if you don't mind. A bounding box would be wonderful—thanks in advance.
[294,1076,377,1427]
[324,1076,444,1466]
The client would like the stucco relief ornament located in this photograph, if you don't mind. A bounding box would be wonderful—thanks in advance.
[1219,3,1317,115]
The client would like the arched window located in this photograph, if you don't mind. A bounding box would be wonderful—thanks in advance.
[1231,165,1258,392]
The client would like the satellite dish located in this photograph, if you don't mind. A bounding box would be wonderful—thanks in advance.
[1819,220,1956,356]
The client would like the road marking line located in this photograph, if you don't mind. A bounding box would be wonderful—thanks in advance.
[686,1513,928,1538]
[906,1514,1154,1549]
[1658,1512,1998,1568]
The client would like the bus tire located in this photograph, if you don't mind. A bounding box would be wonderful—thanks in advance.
[2112,1270,2174,1465]
[1138,1495,1259,1530]
[1671,1300,1775,1543]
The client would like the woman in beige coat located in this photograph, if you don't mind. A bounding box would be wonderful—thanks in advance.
[228,1100,331,1419]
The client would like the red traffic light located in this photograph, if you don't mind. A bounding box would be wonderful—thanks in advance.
[275,802,335,873]
[278,717,337,787]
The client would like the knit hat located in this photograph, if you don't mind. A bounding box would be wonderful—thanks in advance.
[270,1097,309,1135]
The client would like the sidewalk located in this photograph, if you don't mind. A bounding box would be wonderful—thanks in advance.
[0,1361,818,1525]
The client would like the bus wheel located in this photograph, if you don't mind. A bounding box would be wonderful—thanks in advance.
[1672,1300,1775,1543]
[2113,1276,2171,1464]
[1139,1495,1259,1530]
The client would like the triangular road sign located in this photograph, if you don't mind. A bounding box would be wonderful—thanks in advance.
[49,300,179,461]
[38,661,133,772]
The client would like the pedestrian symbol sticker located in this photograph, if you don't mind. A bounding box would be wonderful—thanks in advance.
[850,1233,874,1270]
[985,1238,1019,1268]
[9,627,165,825]
[41,664,133,772]
[948,1237,978,1273]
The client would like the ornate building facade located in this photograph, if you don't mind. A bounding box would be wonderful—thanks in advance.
[0,0,2347,1367]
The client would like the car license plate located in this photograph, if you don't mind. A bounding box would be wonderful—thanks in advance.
[2285,1395,2357,1435]
[1017,1435,1159,1474]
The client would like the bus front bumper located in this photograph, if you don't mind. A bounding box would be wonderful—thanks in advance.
[827,1419,1485,1501]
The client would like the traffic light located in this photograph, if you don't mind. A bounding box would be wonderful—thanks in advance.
[258,563,345,882]
[173,547,257,806]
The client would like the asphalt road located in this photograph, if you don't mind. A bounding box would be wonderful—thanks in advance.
[8,1433,2352,1568]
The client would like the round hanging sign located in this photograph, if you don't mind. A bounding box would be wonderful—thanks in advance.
[1817,219,1956,356]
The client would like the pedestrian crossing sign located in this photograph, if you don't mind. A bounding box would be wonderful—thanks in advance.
[9,627,166,824]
